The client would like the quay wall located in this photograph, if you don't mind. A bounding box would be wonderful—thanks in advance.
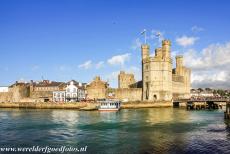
[121,101,173,108]
[0,102,88,109]
[0,101,173,110]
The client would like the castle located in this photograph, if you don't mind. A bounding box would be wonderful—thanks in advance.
[141,40,191,101]
[116,40,191,101]
[0,39,191,103]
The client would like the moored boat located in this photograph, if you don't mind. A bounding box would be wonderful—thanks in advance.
[98,100,121,111]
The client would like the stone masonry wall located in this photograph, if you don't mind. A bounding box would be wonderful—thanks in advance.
[114,88,142,101]
[0,92,13,102]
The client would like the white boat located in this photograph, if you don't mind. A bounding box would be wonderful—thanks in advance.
[98,100,121,111]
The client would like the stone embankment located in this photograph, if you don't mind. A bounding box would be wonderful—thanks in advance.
[0,102,88,109]
[121,101,173,109]
[0,101,173,110]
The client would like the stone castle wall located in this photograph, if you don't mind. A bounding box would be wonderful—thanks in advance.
[30,91,53,99]
[0,92,13,102]
[86,76,108,100]
[0,84,30,102]
[114,88,142,101]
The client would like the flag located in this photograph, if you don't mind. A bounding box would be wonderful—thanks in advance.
[141,29,146,35]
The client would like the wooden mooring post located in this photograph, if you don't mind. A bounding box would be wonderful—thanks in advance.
[224,102,230,119]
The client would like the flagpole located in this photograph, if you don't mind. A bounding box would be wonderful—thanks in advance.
[141,29,147,44]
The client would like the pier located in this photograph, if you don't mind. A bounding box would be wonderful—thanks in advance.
[174,97,229,110]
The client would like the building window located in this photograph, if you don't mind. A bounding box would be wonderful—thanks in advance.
[67,88,70,92]
[73,88,76,93]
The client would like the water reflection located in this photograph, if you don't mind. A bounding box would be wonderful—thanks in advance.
[51,110,79,126]
[0,108,230,153]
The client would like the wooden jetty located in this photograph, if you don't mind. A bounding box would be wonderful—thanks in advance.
[174,98,228,110]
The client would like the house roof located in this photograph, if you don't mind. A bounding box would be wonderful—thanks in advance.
[35,81,65,87]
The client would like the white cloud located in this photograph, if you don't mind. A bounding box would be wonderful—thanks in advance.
[96,61,104,69]
[176,35,199,47]
[105,71,120,87]
[191,26,204,32]
[126,66,141,81]
[107,53,131,66]
[191,71,230,89]
[183,42,230,89]
[131,38,142,50]
[184,42,230,70]
[78,60,92,69]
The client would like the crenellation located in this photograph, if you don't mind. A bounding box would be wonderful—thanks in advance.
[118,71,136,89]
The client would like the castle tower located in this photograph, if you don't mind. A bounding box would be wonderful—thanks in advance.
[175,55,184,76]
[118,71,135,88]
[141,44,150,100]
[141,44,150,60]
[162,40,171,59]
[142,40,173,101]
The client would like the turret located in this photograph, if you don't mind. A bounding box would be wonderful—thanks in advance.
[176,55,184,76]
[155,48,162,58]
[94,76,101,81]
[176,55,183,68]
[141,44,150,60]
[162,40,171,59]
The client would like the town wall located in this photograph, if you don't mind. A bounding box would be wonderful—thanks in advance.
[0,92,12,102]
[114,88,142,101]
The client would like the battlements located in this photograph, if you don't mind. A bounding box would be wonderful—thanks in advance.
[118,71,135,89]
[94,76,101,81]
[176,55,184,68]
[162,40,171,46]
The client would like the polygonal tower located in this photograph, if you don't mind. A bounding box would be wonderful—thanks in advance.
[141,40,173,101]
[141,44,150,100]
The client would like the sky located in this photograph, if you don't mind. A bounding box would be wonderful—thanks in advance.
[0,0,230,89]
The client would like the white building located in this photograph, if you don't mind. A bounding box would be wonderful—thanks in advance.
[0,86,9,92]
[52,80,86,102]
[53,91,66,102]
[66,81,78,102]
[190,89,214,97]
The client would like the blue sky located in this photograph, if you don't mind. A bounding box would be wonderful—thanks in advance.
[1,0,230,88]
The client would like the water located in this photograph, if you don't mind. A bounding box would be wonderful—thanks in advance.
[0,108,230,154]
